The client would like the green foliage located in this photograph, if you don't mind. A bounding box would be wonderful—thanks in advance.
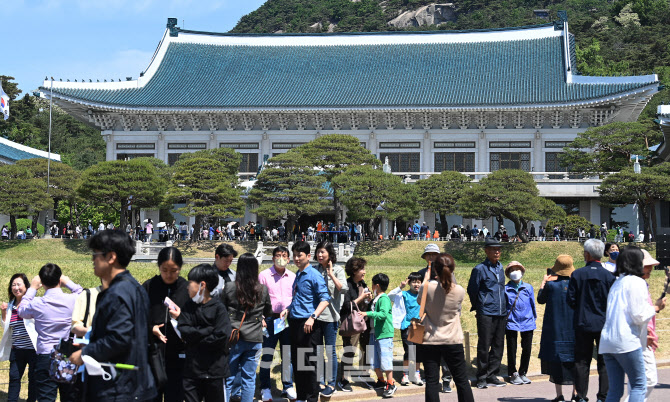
[416,171,471,233]
[546,215,594,238]
[11,218,45,235]
[78,159,166,228]
[598,163,670,241]
[332,165,419,238]
[0,164,53,238]
[14,159,79,204]
[560,122,661,175]
[458,170,565,242]
[166,157,244,226]
[0,76,105,170]
[248,152,329,231]
[55,200,118,228]
[178,148,242,177]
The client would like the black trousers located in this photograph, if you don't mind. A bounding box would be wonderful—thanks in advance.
[8,348,37,402]
[154,360,185,402]
[574,329,608,401]
[182,377,225,402]
[289,318,323,402]
[505,330,533,376]
[475,314,506,380]
[419,344,474,402]
[34,354,75,402]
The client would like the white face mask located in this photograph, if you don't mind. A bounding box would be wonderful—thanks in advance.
[509,270,523,282]
[275,257,289,268]
[191,284,204,304]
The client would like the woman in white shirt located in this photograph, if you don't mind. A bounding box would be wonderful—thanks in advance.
[599,247,665,402]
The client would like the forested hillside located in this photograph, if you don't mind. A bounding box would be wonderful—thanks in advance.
[233,0,670,122]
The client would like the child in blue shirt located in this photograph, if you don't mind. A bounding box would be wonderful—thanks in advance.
[390,272,423,386]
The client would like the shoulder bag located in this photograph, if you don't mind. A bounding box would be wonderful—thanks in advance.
[407,263,430,344]
[229,307,248,347]
[339,302,367,336]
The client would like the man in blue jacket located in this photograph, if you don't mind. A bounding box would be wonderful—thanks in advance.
[467,238,507,389]
[567,239,614,402]
[70,230,156,401]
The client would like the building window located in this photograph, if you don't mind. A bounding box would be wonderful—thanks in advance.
[434,153,475,172]
[220,143,260,149]
[239,153,259,173]
[434,141,476,148]
[168,143,206,149]
[272,143,305,149]
[489,141,532,148]
[490,152,530,171]
[545,141,570,148]
[167,153,182,166]
[116,153,154,160]
[379,142,421,149]
[116,143,155,150]
[379,153,420,173]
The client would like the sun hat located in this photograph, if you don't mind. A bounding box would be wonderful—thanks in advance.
[550,254,575,277]
[641,249,659,267]
[505,261,525,277]
[421,243,440,259]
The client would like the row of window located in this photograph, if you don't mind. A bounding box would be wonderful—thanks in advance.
[116,141,572,151]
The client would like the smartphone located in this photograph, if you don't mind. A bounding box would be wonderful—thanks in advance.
[546,268,553,276]
[164,296,178,312]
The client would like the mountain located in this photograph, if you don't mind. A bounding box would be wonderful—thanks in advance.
[232,0,670,122]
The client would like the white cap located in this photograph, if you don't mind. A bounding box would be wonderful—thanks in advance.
[421,243,440,258]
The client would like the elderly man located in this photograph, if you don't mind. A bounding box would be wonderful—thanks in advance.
[467,238,507,389]
[567,238,615,402]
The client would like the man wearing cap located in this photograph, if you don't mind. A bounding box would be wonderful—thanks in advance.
[467,238,507,388]
[567,239,614,402]
[417,244,453,392]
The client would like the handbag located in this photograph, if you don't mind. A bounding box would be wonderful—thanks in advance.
[49,339,80,384]
[229,307,248,347]
[407,262,430,344]
[339,302,367,336]
[149,341,168,389]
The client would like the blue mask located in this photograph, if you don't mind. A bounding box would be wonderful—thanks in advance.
[609,251,619,261]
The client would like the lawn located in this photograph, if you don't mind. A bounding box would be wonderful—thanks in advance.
[0,239,667,399]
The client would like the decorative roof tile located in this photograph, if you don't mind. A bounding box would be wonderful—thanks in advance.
[41,25,658,110]
[0,137,61,163]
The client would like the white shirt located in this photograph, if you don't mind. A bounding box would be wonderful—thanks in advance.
[602,261,616,273]
[599,275,655,354]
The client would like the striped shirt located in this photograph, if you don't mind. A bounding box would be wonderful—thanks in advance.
[10,307,33,349]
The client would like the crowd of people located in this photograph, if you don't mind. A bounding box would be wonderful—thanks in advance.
[0,230,666,402]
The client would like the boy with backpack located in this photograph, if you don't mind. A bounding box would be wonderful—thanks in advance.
[389,272,423,386]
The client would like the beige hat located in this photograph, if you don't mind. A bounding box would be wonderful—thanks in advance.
[550,255,575,277]
[421,243,441,259]
[641,249,659,267]
[505,261,525,277]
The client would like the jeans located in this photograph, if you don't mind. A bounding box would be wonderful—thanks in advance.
[259,317,293,391]
[506,329,533,376]
[575,329,608,401]
[318,321,339,386]
[8,348,37,402]
[603,348,646,402]
[623,347,657,402]
[289,317,323,402]
[226,340,262,402]
[419,344,474,402]
[475,314,506,380]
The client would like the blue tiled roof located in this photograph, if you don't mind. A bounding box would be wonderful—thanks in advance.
[0,141,46,162]
[45,35,655,109]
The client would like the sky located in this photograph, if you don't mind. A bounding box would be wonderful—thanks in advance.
[3,0,268,95]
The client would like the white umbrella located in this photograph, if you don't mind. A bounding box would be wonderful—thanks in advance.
[156,222,167,228]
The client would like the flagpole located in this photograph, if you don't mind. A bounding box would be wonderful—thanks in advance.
[45,79,53,237]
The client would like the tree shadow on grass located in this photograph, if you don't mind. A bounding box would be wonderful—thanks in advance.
[61,238,92,255]
[353,240,402,256]
[444,242,529,264]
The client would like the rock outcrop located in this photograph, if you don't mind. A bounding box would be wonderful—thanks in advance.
[388,3,457,28]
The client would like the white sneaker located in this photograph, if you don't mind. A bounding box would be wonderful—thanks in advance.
[261,388,273,402]
[401,374,410,386]
[414,373,424,386]
[282,387,297,401]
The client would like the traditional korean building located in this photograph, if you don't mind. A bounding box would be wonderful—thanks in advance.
[0,137,60,164]
[40,15,660,232]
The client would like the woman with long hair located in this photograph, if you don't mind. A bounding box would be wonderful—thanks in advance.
[142,247,190,402]
[599,247,665,401]
[0,273,38,402]
[417,253,474,402]
[222,253,272,402]
[314,240,347,397]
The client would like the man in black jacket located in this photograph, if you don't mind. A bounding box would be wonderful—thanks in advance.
[70,229,156,401]
[567,238,615,402]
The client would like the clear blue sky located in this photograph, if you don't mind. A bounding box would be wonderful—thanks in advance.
[4,0,267,95]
